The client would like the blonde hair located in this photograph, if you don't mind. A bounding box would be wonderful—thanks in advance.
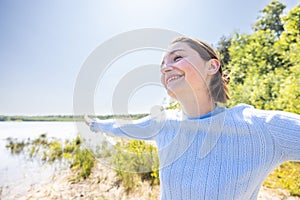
[171,36,230,103]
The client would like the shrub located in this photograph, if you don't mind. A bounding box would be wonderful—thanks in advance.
[111,139,159,192]
[70,148,95,181]
[264,161,300,196]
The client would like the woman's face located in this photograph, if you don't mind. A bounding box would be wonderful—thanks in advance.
[160,42,210,99]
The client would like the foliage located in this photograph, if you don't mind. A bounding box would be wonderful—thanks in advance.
[166,99,181,110]
[111,139,160,192]
[253,0,286,37]
[70,148,95,181]
[5,134,95,181]
[216,35,233,69]
[226,3,300,114]
[264,162,300,196]
[5,138,29,154]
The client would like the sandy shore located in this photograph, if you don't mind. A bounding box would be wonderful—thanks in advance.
[3,162,300,200]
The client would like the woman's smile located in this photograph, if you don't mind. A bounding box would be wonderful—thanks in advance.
[166,74,184,85]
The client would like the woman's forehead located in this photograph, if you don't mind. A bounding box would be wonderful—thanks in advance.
[167,42,189,52]
[162,42,188,58]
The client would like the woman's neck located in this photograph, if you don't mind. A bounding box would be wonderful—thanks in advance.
[178,91,216,118]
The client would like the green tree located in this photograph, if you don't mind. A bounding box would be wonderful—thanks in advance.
[272,5,300,113]
[216,35,233,70]
[227,2,300,112]
[253,0,286,37]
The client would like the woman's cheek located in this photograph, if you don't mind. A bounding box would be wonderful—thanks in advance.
[177,59,193,71]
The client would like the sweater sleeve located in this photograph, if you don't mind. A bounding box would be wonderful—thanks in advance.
[265,110,300,161]
[89,114,164,141]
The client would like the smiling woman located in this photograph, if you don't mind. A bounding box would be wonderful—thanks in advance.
[85,35,300,200]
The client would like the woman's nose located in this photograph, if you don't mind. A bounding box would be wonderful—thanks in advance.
[160,63,173,74]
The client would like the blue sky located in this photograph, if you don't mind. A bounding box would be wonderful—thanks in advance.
[0,0,298,115]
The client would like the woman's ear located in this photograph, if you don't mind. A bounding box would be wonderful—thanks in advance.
[207,59,221,75]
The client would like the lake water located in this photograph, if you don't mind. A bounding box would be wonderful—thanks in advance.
[0,122,79,199]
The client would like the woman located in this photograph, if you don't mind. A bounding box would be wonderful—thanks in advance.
[85,36,300,200]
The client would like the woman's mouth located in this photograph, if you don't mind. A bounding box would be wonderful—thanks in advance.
[166,74,184,85]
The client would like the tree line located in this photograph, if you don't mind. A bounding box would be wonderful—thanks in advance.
[216,0,300,114]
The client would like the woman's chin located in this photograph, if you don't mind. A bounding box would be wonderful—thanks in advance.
[167,88,181,100]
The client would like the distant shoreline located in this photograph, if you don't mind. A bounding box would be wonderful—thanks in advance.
[0,114,147,122]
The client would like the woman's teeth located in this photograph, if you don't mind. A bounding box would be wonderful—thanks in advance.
[167,75,183,84]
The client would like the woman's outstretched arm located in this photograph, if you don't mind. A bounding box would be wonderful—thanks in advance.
[266,110,300,162]
[84,113,164,141]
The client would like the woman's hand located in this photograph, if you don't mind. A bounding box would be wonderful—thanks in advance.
[84,114,93,126]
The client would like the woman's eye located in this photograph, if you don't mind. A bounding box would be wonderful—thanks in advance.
[174,55,182,62]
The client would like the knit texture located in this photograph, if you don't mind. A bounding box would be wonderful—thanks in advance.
[90,104,300,200]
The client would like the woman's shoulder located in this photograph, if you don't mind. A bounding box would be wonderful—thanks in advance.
[226,103,255,118]
[227,103,254,111]
[227,103,300,125]
[225,103,271,125]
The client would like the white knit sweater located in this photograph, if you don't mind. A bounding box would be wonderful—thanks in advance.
[90,104,300,200]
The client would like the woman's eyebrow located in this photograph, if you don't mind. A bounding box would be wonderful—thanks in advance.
[168,49,185,55]
[160,49,185,67]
